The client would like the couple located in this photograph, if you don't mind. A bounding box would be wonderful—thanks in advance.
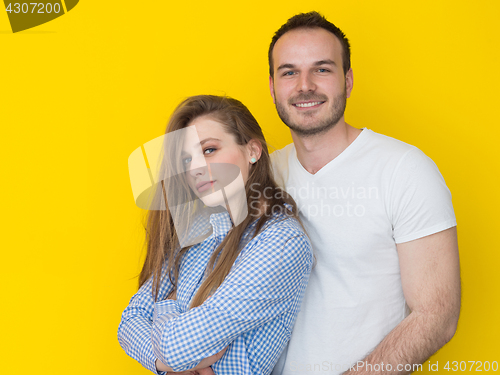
[118,11,460,375]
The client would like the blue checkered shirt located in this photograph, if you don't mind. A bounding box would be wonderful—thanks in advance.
[118,209,313,374]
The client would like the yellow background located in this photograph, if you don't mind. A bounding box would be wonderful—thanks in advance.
[1,0,499,373]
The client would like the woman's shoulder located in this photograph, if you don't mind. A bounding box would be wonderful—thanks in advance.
[230,207,313,272]
[253,208,311,250]
[264,212,304,235]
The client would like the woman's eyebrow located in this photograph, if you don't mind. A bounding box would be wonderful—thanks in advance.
[182,138,222,154]
[199,137,221,146]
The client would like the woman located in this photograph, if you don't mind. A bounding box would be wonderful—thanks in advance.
[118,95,313,375]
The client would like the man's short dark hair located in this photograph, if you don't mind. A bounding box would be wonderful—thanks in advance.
[268,11,351,78]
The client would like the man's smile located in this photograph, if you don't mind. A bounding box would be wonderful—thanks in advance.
[293,101,325,109]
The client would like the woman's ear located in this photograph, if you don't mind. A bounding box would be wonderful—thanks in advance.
[247,139,263,163]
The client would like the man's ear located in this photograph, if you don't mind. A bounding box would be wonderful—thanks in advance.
[345,68,353,99]
[269,76,276,104]
[248,139,263,161]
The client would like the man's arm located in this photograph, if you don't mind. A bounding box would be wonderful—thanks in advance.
[344,227,461,374]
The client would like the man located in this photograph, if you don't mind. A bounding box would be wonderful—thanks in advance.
[268,12,460,375]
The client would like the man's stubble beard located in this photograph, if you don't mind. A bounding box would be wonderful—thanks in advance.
[275,89,347,137]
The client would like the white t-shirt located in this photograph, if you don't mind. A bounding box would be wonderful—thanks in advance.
[270,128,456,375]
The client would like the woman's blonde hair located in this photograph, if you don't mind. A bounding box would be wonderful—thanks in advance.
[139,95,299,308]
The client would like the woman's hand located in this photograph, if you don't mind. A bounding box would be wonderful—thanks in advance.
[197,368,216,375]
[191,346,227,370]
[167,289,176,300]
[158,346,226,374]
[165,368,215,375]
[158,292,220,375]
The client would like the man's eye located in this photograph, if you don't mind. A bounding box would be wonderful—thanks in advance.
[204,147,216,155]
[317,68,330,73]
[283,71,295,76]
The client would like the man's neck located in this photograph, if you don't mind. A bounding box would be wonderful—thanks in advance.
[291,120,362,175]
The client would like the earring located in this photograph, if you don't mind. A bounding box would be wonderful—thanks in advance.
[250,157,257,164]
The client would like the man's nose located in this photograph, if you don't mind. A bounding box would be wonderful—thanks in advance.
[297,72,316,92]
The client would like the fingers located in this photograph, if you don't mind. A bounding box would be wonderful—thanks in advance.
[197,367,216,375]
[167,288,177,300]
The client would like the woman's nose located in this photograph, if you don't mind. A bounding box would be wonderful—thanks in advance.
[189,166,205,178]
[187,154,207,176]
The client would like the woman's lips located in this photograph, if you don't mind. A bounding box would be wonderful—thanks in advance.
[197,180,215,193]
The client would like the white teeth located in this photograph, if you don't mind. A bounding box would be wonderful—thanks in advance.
[295,102,322,108]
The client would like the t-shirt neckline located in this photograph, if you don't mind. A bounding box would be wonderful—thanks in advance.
[291,128,371,178]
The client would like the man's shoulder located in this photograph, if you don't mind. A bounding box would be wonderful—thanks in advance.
[270,143,295,187]
[363,128,418,157]
[364,129,439,174]
[270,143,295,166]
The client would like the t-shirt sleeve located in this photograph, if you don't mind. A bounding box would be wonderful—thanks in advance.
[388,147,457,244]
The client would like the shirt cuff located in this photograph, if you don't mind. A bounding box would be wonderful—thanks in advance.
[143,353,166,375]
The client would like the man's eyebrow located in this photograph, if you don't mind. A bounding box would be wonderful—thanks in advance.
[277,60,337,71]
[314,59,336,67]
[277,63,296,71]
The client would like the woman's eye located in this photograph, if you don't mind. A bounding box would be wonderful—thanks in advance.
[182,157,192,165]
[204,147,216,155]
